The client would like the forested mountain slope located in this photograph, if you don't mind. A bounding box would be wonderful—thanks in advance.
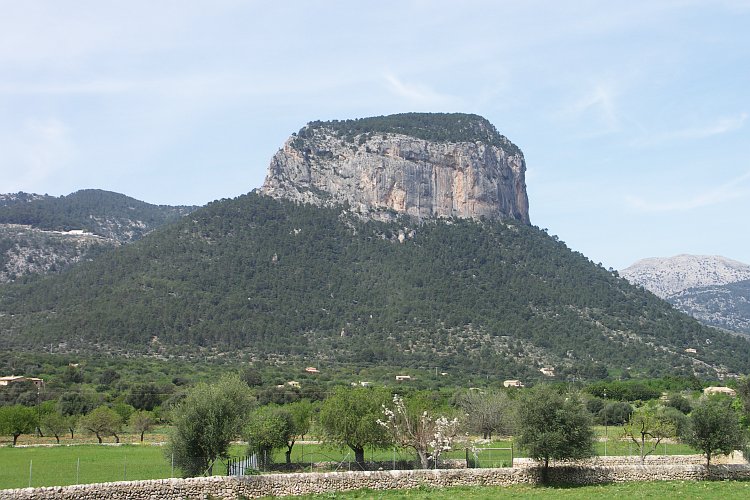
[0,189,196,282]
[1,193,747,381]
[0,189,195,241]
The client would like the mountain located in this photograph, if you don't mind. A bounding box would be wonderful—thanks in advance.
[2,114,750,382]
[261,113,529,223]
[621,255,750,335]
[0,189,197,283]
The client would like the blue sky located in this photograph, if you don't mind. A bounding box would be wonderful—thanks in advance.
[1,1,748,269]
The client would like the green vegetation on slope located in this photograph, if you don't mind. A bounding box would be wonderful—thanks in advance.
[1,193,748,380]
[299,112,522,156]
[0,189,195,241]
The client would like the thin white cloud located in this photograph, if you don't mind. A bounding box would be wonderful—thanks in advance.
[625,170,750,212]
[383,73,459,108]
[557,81,621,134]
[635,113,748,147]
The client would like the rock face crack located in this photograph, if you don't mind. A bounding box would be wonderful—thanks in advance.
[261,115,530,224]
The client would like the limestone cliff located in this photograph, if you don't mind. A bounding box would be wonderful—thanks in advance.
[261,113,530,223]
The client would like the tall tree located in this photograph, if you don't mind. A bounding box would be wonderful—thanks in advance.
[319,386,391,469]
[165,374,254,477]
[515,385,594,481]
[682,395,746,468]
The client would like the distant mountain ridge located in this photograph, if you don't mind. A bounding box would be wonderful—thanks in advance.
[621,254,750,298]
[621,255,750,335]
[0,189,197,282]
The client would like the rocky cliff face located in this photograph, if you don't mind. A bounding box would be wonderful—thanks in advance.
[261,113,530,223]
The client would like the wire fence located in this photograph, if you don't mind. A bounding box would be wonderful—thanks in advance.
[7,448,433,489]
[4,439,695,489]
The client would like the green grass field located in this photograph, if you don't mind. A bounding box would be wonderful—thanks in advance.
[0,438,703,490]
[0,445,175,489]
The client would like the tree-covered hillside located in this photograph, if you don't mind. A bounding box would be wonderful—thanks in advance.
[0,189,196,242]
[1,193,747,381]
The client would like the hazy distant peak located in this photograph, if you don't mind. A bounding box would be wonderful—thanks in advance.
[621,254,750,298]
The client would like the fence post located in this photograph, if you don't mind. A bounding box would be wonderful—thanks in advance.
[28,459,32,488]
[511,444,514,468]
[171,453,174,477]
[76,457,80,484]
[123,455,127,481]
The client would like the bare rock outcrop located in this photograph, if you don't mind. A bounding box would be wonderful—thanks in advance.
[261,113,530,223]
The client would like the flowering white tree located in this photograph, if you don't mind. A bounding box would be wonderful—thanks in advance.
[378,394,461,469]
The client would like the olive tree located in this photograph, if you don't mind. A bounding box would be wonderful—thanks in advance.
[165,374,254,477]
[515,385,594,481]
[319,386,391,469]
[682,395,746,468]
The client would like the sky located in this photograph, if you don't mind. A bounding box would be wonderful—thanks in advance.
[1,1,748,270]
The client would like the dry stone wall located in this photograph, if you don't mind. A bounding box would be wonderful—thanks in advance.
[5,462,750,500]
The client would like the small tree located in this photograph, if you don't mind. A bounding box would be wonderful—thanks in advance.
[623,403,676,464]
[129,410,156,442]
[683,395,746,468]
[284,400,313,464]
[40,411,69,444]
[379,394,461,469]
[66,415,78,439]
[319,386,391,469]
[79,406,123,443]
[515,385,594,481]
[244,406,293,469]
[454,389,512,439]
[165,374,254,477]
[0,405,38,446]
